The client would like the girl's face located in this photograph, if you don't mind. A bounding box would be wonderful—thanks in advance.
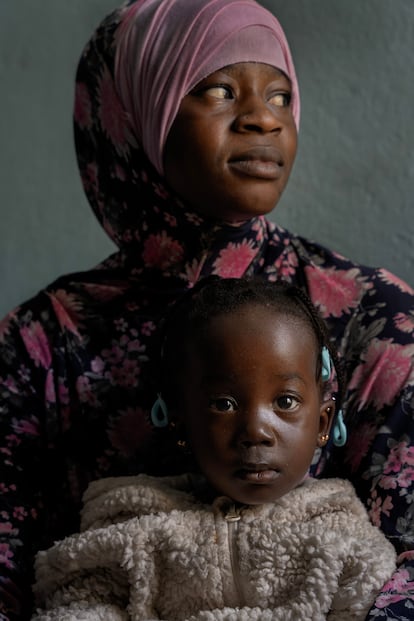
[164,62,297,223]
[177,305,333,505]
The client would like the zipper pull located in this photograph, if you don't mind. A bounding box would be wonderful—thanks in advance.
[225,505,241,523]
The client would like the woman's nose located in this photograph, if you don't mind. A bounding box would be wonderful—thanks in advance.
[236,407,276,448]
[232,95,281,134]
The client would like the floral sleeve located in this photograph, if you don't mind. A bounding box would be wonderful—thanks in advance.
[305,262,414,619]
[0,304,62,620]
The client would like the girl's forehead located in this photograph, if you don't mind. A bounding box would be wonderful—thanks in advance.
[196,304,317,346]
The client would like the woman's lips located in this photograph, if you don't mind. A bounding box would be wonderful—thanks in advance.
[228,146,283,180]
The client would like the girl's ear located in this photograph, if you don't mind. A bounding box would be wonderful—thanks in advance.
[317,400,336,448]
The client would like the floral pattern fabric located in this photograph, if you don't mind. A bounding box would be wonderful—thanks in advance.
[1,2,414,619]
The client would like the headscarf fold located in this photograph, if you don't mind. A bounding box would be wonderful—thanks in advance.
[74,0,300,252]
[115,0,300,175]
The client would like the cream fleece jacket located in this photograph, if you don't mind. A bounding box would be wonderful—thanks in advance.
[31,475,396,621]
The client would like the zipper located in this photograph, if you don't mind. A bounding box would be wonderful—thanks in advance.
[224,505,245,606]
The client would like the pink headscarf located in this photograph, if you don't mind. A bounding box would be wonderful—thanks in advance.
[115,0,300,176]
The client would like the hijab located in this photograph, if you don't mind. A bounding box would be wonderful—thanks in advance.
[114,0,300,175]
[73,0,299,257]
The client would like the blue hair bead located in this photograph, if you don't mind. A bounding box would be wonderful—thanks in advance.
[333,410,347,447]
[150,394,169,427]
[321,346,332,382]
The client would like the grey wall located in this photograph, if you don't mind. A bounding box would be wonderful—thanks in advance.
[1,1,413,319]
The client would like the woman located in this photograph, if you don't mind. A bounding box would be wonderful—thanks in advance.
[0,1,413,619]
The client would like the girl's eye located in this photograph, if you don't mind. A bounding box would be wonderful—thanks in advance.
[269,92,291,107]
[274,395,299,411]
[209,397,237,413]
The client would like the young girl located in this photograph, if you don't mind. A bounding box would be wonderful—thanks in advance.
[32,278,396,620]
[1,1,413,618]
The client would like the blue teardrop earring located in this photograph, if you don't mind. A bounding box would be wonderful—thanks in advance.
[150,394,169,427]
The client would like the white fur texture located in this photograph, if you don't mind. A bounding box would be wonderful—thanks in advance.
[32,475,396,621]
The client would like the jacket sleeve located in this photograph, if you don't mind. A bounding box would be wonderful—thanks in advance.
[32,517,162,621]
[0,305,57,620]
[30,603,129,621]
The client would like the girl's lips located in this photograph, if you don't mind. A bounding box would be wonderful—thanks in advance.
[236,468,280,484]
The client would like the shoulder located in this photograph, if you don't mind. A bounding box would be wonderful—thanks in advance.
[264,224,413,315]
[281,477,369,521]
[81,473,201,530]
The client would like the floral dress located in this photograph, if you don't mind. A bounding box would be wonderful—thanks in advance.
[1,4,413,620]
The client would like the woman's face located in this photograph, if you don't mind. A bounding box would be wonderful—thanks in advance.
[178,305,332,505]
[164,62,298,223]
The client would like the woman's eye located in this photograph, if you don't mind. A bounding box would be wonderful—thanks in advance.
[209,397,237,413]
[204,85,232,99]
[269,92,291,107]
[274,395,299,411]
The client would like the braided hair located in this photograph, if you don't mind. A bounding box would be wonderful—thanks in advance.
[156,276,345,410]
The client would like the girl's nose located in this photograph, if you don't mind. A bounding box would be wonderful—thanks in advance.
[232,95,281,134]
[236,408,276,448]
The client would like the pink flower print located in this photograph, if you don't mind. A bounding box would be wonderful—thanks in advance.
[184,258,207,284]
[305,266,371,319]
[108,407,152,457]
[48,290,83,336]
[108,359,140,388]
[349,340,414,410]
[12,507,27,522]
[74,82,92,129]
[375,567,414,608]
[273,248,299,279]
[101,344,124,365]
[141,321,155,337]
[386,440,414,471]
[142,231,184,270]
[251,215,266,236]
[379,475,398,490]
[212,240,257,278]
[114,318,128,332]
[397,466,414,487]
[98,67,130,155]
[5,434,21,448]
[394,311,414,334]
[0,522,16,536]
[45,369,57,403]
[76,376,99,407]
[367,490,393,527]
[11,416,39,436]
[20,321,52,369]
[379,269,414,294]
[0,543,14,569]
[82,282,128,302]
[127,339,144,353]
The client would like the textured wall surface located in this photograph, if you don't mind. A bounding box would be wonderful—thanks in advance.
[1,1,413,318]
